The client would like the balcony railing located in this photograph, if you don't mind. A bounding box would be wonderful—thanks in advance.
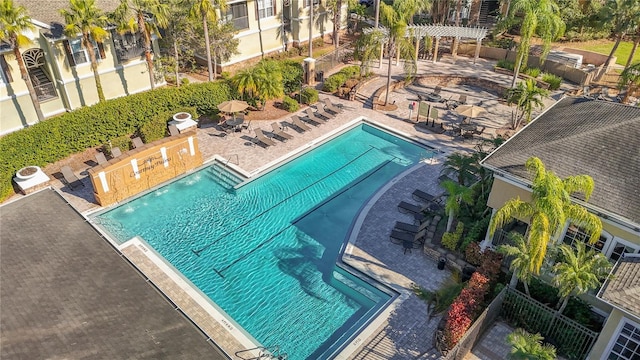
[116,45,145,62]
[34,82,58,102]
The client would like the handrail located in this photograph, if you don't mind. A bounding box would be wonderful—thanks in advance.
[235,345,287,360]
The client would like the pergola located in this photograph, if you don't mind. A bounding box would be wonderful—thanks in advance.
[363,25,489,64]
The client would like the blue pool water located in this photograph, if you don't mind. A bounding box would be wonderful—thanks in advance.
[96,124,431,359]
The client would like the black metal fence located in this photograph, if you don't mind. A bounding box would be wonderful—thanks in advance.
[314,43,354,75]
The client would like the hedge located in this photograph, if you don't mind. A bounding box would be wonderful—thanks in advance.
[322,65,361,92]
[0,81,231,201]
[300,87,319,105]
[281,95,300,112]
[138,106,199,144]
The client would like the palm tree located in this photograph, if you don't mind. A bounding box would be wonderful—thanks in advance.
[232,62,284,109]
[489,157,602,274]
[507,328,557,360]
[233,67,260,99]
[393,0,431,24]
[595,0,639,81]
[60,0,109,102]
[441,152,478,186]
[498,232,534,296]
[380,2,416,105]
[552,243,612,315]
[507,0,565,88]
[506,78,549,129]
[111,0,169,90]
[326,0,343,48]
[0,0,44,121]
[618,62,640,104]
[441,180,474,232]
[190,0,226,81]
[354,27,386,75]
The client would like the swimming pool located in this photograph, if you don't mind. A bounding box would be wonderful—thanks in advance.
[96,123,432,359]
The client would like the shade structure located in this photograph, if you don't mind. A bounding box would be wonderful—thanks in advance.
[456,105,486,118]
[217,100,249,113]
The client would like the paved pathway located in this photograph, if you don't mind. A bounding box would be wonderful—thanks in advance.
[33,53,576,359]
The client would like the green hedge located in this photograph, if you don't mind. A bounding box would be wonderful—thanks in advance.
[139,106,199,144]
[300,87,319,105]
[282,95,300,112]
[322,65,361,92]
[0,82,231,201]
[541,73,562,90]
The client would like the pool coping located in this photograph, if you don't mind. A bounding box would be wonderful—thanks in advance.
[85,117,443,360]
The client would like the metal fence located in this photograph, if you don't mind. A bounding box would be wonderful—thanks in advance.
[314,43,354,75]
[442,288,507,360]
[501,288,599,360]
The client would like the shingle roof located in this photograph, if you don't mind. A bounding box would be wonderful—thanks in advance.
[0,190,228,359]
[599,255,640,316]
[16,0,120,27]
[482,97,640,226]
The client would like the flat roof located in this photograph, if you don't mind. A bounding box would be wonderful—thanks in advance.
[0,189,228,359]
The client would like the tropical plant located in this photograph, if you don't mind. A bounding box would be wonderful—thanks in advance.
[60,0,109,102]
[442,222,464,251]
[488,157,602,274]
[353,27,386,76]
[498,232,535,296]
[594,0,640,81]
[393,0,431,24]
[618,62,640,104]
[552,243,612,315]
[443,272,490,349]
[190,0,226,81]
[0,0,44,121]
[540,73,561,90]
[232,61,284,109]
[111,0,169,89]
[507,328,557,360]
[412,273,464,315]
[505,0,565,87]
[326,0,343,48]
[441,152,478,186]
[441,180,474,232]
[506,78,549,129]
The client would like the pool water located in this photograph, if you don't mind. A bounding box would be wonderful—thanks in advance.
[96,124,431,359]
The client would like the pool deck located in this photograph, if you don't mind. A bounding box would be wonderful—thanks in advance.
[16,55,575,359]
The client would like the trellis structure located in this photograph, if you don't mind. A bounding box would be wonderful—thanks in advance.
[363,25,489,64]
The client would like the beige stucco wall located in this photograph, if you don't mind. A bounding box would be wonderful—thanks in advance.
[589,308,640,359]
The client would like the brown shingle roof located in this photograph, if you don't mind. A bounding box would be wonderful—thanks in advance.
[16,0,120,27]
[599,255,640,316]
[482,97,640,226]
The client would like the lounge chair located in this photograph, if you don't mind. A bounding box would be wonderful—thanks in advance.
[111,147,122,157]
[168,124,179,136]
[458,94,467,105]
[132,137,144,148]
[394,218,430,234]
[253,128,276,147]
[60,165,84,190]
[291,115,312,131]
[390,229,427,253]
[271,122,293,141]
[397,200,427,215]
[323,98,343,114]
[314,104,335,119]
[305,108,327,125]
[412,189,436,203]
[95,152,108,165]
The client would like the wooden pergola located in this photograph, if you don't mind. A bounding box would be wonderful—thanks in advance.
[364,25,489,64]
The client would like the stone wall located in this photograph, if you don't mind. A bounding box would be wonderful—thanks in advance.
[88,133,203,206]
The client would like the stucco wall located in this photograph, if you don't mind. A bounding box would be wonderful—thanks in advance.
[88,133,203,206]
[589,309,640,359]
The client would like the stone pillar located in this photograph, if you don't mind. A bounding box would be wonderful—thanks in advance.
[304,57,316,86]
[415,36,421,61]
[474,38,482,64]
[480,208,497,250]
[433,37,440,64]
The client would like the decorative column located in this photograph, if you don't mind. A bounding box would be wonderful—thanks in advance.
[480,208,497,250]
[415,36,421,61]
[304,57,316,86]
[433,37,440,64]
[474,38,482,64]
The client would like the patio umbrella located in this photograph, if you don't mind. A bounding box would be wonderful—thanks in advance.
[455,105,486,118]
[217,100,249,114]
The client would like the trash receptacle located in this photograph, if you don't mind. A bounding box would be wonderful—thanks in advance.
[316,71,324,82]
[461,265,476,282]
[437,256,446,270]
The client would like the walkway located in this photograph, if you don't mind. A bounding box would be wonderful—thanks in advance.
[24,54,574,359]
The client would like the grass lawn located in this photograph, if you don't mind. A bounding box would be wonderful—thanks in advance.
[567,40,639,66]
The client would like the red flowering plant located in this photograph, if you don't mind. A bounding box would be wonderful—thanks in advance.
[442,272,490,349]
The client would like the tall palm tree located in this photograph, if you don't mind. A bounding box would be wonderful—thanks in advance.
[111,0,169,90]
[507,328,557,360]
[190,0,226,81]
[232,67,260,99]
[354,27,386,75]
[595,0,639,81]
[507,0,565,88]
[498,232,534,296]
[552,243,612,315]
[506,78,549,129]
[618,62,640,104]
[441,152,478,186]
[0,0,44,121]
[489,157,602,274]
[232,62,283,109]
[381,2,416,105]
[441,180,474,232]
[61,0,108,102]
[393,0,431,24]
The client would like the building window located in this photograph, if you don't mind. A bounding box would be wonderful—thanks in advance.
[609,240,640,262]
[607,320,640,360]
[562,224,607,255]
[22,48,58,101]
[68,38,101,65]
[226,2,249,30]
[304,0,320,6]
[111,32,145,63]
[257,0,274,18]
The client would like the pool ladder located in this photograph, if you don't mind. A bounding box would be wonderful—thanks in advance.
[235,345,288,360]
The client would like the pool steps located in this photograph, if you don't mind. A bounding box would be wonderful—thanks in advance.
[207,163,245,189]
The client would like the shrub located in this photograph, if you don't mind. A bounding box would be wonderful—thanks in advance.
[496,59,515,71]
[322,73,348,92]
[413,274,464,314]
[338,65,360,79]
[461,217,490,251]
[523,67,541,78]
[103,135,133,155]
[139,106,199,143]
[0,81,231,201]
[541,73,562,90]
[281,95,300,112]
[442,222,464,251]
[300,87,319,105]
[477,248,503,284]
[465,242,483,266]
[443,272,490,349]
